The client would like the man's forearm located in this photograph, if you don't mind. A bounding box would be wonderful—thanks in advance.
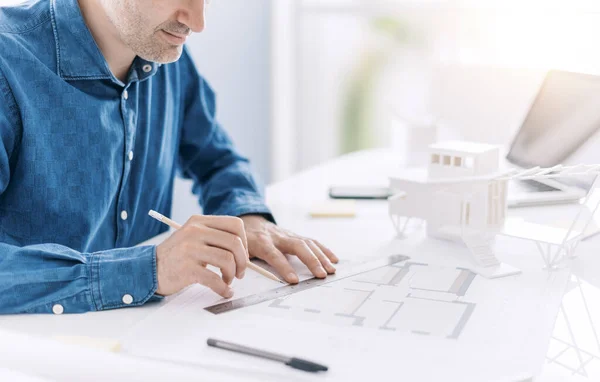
[0,243,159,314]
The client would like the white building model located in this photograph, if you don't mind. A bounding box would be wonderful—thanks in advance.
[389,141,600,277]
[389,141,509,243]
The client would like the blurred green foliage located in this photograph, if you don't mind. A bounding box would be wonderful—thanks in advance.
[341,16,414,154]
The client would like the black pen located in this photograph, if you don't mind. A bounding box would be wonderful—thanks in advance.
[207,338,328,373]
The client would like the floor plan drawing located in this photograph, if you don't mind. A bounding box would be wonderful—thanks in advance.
[248,260,478,339]
[124,249,571,382]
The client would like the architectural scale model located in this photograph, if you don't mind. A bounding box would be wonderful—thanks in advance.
[388,141,600,273]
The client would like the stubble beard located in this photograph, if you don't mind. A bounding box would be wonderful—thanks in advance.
[132,32,183,63]
[109,4,185,64]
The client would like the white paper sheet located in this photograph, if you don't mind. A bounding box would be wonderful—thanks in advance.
[0,327,235,382]
[123,249,570,382]
[0,368,52,382]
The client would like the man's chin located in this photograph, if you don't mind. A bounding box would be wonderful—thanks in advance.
[137,45,184,64]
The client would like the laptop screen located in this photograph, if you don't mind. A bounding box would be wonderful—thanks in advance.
[506,70,600,169]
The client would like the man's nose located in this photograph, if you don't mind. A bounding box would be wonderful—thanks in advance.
[178,0,206,33]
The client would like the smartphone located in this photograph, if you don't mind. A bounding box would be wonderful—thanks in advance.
[328,186,392,200]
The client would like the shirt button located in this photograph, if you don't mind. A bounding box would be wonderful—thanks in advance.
[122,294,134,305]
[142,64,153,73]
[123,90,129,100]
[52,304,64,315]
[128,151,134,161]
[121,210,128,221]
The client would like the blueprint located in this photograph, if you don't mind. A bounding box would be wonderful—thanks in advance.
[247,261,477,339]
[123,246,571,382]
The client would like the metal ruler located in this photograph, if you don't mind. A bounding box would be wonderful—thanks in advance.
[205,254,410,315]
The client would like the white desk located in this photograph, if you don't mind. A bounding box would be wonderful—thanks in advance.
[1,149,600,381]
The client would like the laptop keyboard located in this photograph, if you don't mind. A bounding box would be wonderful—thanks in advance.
[514,179,561,193]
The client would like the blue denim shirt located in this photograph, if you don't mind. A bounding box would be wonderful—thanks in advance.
[0,0,272,314]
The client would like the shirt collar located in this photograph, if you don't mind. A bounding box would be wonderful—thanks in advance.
[49,0,159,83]
[50,0,113,80]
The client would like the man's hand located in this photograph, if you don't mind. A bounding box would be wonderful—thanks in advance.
[155,215,249,298]
[241,215,339,284]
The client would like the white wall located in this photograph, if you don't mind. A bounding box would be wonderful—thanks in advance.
[272,1,600,178]
[430,65,546,146]
[186,0,272,182]
[173,0,272,221]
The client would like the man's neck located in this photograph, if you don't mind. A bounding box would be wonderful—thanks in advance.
[77,0,136,83]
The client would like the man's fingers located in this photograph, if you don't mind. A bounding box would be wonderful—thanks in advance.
[314,240,339,264]
[259,246,299,284]
[280,239,327,279]
[196,246,236,285]
[194,267,234,299]
[200,226,248,279]
[190,215,248,253]
[306,240,336,274]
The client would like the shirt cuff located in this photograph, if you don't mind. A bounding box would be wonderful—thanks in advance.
[231,205,276,225]
[90,246,158,311]
[237,212,276,225]
[207,191,276,224]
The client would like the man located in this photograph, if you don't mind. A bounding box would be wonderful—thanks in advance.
[0,0,338,314]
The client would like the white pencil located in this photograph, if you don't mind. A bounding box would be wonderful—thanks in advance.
[148,210,285,284]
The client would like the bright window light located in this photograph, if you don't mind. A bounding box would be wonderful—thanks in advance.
[464,157,475,169]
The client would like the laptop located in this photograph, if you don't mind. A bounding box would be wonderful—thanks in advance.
[506,70,600,208]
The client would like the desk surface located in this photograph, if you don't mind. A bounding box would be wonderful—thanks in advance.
[2,149,600,381]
